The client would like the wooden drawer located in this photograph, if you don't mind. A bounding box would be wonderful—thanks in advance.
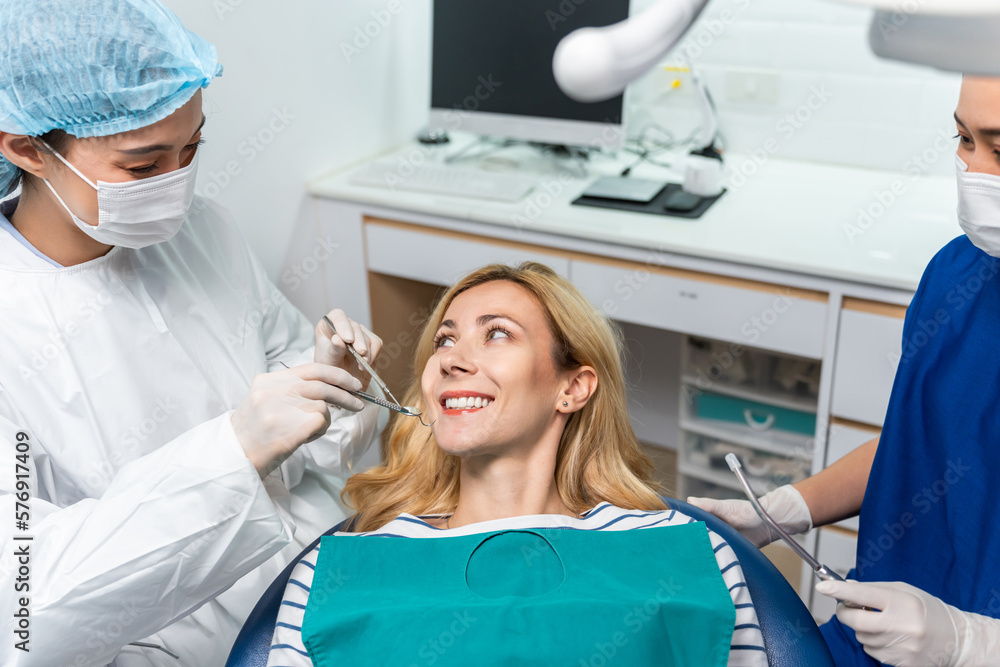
[810,526,858,622]
[572,258,829,359]
[831,299,906,427]
[364,218,570,286]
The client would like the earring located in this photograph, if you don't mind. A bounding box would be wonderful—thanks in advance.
[562,401,568,407]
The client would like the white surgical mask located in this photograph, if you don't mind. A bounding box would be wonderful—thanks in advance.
[41,141,198,249]
[956,154,1000,258]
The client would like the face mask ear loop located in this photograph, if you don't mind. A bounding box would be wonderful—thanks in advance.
[41,178,80,216]
[37,139,98,190]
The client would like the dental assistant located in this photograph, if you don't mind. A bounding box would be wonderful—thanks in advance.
[691,76,1000,666]
[0,1,383,665]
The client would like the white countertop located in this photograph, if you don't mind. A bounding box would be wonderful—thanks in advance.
[308,138,962,292]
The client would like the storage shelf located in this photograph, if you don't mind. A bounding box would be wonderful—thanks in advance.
[677,460,773,495]
[682,375,818,413]
[680,417,815,461]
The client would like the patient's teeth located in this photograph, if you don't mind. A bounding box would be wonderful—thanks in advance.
[443,396,495,410]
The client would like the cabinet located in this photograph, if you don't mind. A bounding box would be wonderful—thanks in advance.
[572,257,829,359]
[826,420,883,531]
[676,337,820,500]
[831,298,907,426]
[805,298,903,619]
[366,217,572,285]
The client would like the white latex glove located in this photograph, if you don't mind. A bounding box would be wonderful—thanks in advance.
[816,579,1000,667]
[686,484,812,547]
[232,363,365,478]
[314,308,382,390]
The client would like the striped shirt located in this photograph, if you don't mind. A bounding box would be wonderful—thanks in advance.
[267,503,769,666]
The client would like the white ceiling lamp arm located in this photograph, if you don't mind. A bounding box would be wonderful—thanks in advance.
[554,0,1000,107]
[834,0,1000,15]
[867,10,1000,75]
[553,0,710,103]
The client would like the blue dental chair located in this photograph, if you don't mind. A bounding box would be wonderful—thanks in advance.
[225,498,835,667]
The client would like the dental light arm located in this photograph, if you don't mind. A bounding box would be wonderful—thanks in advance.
[867,11,1000,76]
[834,0,1000,15]
[553,0,1000,108]
[552,0,709,103]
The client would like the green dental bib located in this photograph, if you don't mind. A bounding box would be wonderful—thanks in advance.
[302,522,736,666]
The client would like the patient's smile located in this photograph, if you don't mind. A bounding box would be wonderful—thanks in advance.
[441,391,495,412]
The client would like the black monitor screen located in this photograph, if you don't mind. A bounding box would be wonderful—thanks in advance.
[431,0,629,125]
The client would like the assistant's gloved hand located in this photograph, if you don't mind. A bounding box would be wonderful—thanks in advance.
[232,363,365,478]
[816,579,1000,667]
[314,308,382,390]
[686,484,812,547]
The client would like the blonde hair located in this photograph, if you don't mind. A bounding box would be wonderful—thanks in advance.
[342,262,665,531]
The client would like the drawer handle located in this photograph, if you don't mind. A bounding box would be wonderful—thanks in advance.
[744,409,776,431]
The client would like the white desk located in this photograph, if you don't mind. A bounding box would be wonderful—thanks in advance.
[310,138,960,292]
[304,138,960,615]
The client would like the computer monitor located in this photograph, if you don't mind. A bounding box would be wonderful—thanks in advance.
[428,0,630,151]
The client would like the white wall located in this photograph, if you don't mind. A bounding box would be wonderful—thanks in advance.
[628,0,962,175]
[162,0,963,284]
[161,0,432,280]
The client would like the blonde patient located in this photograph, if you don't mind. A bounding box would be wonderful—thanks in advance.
[268,262,770,667]
[348,262,658,530]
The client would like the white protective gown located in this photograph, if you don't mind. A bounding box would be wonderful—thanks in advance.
[0,195,382,666]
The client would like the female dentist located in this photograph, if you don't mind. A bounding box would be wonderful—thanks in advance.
[0,1,383,664]
[691,76,1000,666]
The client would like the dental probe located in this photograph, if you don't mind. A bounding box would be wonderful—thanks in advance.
[279,330,433,427]
[322,315,402,407]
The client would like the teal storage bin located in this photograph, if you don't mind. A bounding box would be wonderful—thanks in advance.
[694,392,816,436]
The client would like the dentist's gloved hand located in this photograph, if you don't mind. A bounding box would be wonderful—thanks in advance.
[232,363,365,479]
[314,308,382,390]
[816,579,1000,667]
[686,484,812,547]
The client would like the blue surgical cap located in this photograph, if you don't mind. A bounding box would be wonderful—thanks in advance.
[0,0,222,197]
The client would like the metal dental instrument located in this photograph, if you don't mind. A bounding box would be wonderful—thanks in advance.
[726,453,872,610]
[323,315,402,407]
[348,387,430,424]
[127,642,179,660]
[344,376,435,428]
[726,453,845,583]
[279,358,432,427]
[289,318,434,427]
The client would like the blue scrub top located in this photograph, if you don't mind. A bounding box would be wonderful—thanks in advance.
[821,235,1000,665]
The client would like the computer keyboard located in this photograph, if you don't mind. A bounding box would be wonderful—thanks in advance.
[348,160,538,203]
